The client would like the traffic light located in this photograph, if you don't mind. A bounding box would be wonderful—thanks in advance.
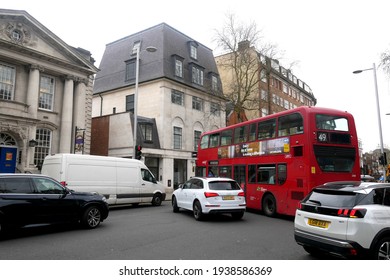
[379,153,387,165]
[136,145,142,160]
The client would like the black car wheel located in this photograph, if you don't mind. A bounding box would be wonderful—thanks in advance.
[193,201,204,221]
[151,193,162,206]
[172,196,179,213]
[81,206,102,229]
[262,194,277,217]
[373,237,390,260]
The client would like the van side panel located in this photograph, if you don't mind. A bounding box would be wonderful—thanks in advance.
[116,166,141,204]
[66,162,117,204]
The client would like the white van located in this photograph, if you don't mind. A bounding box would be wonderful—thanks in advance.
[41,154,166,206]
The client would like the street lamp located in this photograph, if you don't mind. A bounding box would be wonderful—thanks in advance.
[132,45,157,159]
[353,63,385,172]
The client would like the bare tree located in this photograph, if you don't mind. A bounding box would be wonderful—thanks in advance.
[380,49,390,76]
[214,13,282,123]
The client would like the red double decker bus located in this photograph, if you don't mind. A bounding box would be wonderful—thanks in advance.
[195,106,361,217]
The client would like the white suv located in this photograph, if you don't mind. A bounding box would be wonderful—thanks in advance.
[172,177,246,221]
[294,181,390,259]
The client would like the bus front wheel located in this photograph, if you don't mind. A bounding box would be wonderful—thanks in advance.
[262,194,277,217]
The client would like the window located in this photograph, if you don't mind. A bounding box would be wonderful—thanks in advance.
[140,123,153,142]
[260,69,267,83]
[220,130,233,146]
[258,119,276,140]
[278,113,303,136]
[132,41,141,55]
[191,65,204,86]
[33,178,64,194]
[126,94,134,112]
[175,58,183,78]
[125,60,136,81]
[200,135,209,149]
[190,44,197,59]
[316,114,349,131]
[39,75,55,110]
[34,128,52,169]
[249,123,257,141]
[248,164,286,185]
[141,168,156,183]
[211,75,218,91]
[261,90,268,101]
[192,96,203,111]
[194,130,201,151]
[0,178,32,194]
[171,90,184,106]
[234,126,248,143]
[210,102,220,116]
[0,63,15,100]
[209,133,220,148]
[173,126,182,149]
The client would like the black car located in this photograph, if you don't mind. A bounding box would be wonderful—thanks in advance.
[0,174,109,234]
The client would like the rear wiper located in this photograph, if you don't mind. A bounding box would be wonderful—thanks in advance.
[307,199,322,206]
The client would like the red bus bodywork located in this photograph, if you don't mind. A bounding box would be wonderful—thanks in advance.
[195,106,361,217]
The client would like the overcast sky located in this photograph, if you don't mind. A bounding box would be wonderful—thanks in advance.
[5,0,390,153]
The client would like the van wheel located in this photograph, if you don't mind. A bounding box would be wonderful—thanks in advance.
[81,206,101,229]
[262,194,277,217]
[152,193,162,206]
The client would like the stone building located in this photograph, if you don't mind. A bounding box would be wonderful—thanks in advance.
[0,9,97,173]
[92,23,226,190]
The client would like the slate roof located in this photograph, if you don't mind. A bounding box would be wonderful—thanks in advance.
[93,22,221,95]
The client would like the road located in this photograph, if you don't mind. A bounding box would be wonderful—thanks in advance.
[0,201,321,260]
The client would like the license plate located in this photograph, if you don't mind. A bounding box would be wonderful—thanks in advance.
[308,218,329,228]
[223,195,234,200]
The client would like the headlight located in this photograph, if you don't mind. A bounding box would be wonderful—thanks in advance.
[101,196,107,202]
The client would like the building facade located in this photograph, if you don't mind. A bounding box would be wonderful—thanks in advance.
[92,23,226,191]
[0,9,97,173]
[215,41,316,124]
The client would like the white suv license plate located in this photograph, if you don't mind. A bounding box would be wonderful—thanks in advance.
[308,218,330,229]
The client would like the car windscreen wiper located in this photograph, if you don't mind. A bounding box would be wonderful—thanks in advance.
[307,199,322,206]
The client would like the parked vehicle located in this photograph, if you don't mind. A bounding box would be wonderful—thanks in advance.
[0,174,109,234]
[294,181,390,259]
[172,177,246,221]
[41,154,166,206]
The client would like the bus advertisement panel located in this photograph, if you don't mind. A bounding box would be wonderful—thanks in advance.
[195,106,361,217]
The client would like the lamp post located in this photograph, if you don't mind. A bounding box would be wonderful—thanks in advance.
[353,63,385,174]
[132,45,157,159]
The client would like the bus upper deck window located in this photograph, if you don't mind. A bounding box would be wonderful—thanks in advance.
[200,135,209,149]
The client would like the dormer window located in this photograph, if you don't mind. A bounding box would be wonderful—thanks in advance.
[132,41,141,55]
[190,45,197,59]
[174,56,183,78]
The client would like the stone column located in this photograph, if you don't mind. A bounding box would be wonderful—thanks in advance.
[26,65,41,168]
[26,64,41,118]
[73,80,86,129]
[59,77,74,153]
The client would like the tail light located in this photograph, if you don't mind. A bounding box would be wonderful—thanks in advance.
[337,208,367,218]
[60,181,67,187]
[238,192,245,197]
[204,192,219,198]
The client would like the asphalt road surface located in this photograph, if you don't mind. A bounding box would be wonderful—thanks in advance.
[0,201,319,260]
